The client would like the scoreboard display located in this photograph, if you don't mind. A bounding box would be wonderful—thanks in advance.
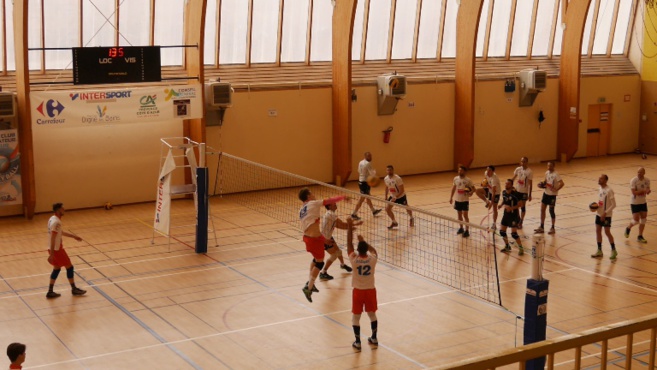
[72,46,161,85]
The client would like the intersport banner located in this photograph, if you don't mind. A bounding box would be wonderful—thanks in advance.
[30,84,203,126]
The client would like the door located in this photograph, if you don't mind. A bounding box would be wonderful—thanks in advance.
[587,104,611,157]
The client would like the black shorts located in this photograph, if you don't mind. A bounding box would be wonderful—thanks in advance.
[595,215,612,227]
[516,192,528,202]
[388,195,408,206]
[631,203,648,214]
[501,212,520,228]
[454,201,469,212]
[541,193,557,206]
[324,237,336,251]
[485,189,500,204]
[358,181,371,195]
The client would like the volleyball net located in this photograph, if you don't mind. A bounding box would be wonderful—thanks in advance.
[213,153,502,306]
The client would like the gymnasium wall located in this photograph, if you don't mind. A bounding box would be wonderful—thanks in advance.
[24,74,641,214]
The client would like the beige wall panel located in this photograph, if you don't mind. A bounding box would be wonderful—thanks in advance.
[350,83,455,179]
[577,75,641,157]
[205,88,333,183]
[32,121,182,213]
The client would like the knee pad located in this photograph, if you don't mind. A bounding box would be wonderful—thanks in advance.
[314,261,325,271]
[549,207,556,219]
[499,230,507,238]
[511,232,519,239]
[329,252,338,262]
[66,266,74,279]
[521,206,526,213]
[50,269,61,280]
[631,219,639,225]
[640,218,647,225]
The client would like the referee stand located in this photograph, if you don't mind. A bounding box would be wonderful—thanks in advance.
[524,233,548,369]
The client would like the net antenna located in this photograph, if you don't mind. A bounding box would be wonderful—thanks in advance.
[152,137,217,251]
[213,152,503,305]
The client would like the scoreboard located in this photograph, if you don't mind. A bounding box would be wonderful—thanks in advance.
[72,46,161,85]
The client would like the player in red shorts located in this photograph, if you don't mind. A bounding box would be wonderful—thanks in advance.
[298,188,348,302]
[346,218,378,351]
[46,203,86,298]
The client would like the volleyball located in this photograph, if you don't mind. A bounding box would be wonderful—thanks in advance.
[464,186,474,196]
[104,202,113,210]
[589,202,599,212]
[481,178,488,187]
[537,181,546,189]
[367,175,380,187]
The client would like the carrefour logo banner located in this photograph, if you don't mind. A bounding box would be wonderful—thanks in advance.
[30,84,203,126]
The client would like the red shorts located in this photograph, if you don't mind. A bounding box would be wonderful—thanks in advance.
[303,235,326,260]
[49,248,71,267]
[352,288,378,314]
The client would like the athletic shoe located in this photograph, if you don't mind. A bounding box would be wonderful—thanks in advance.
[368,337,378,345]
[518,246,524,256]
[409,218,415,227]
[624,228,630,238]
[340,264,353,272]
[373,209,382,216]
[500,245,512,253]
[319,272,334,280]
[638,236,648,244]
[387,221,398,229]
[456,228,465,235]
[610,250,618,260]
[352,341,361,350]
[462,230,470,238]
[46,291,61,299]
[302,287,313,302]
[490,223,496,230]
[534,227,544,234]
[71,287,86,296]
[591,250,603,258]
[548,228,556,235]
[305,282,319,293]
[351,214,361,221]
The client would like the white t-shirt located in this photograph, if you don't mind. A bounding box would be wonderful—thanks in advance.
[358,159,376,182]
[597,185,616,217]
[48,215,63,251]
[513,166,533,194]
[349,252,377,290]
[630,176,650,205]
[384,174,405,198]
[321,209,338,239]
[453,175,474,202]
[544,170,562,196]
[484,172,501,195]
[299,200,324,233]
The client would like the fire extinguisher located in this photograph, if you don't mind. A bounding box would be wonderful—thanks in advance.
[382,126,393,143]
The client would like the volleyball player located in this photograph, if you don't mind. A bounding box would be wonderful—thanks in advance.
[384,165,414,229]
[535,162,564,235]
[498,179,524,255]
[449,165,475,238]
[298,188,348,302]
[351,152,382,220]
[346,218,378,350]
[319,202,360,280]
[475,165,501,229]
[591,174,618,260]
[625,167,651,243]
[511,157,533,229]
[46,203,87,298]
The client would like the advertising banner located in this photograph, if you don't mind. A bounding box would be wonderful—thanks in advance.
[154,150,177,236]
[0,129,22,206]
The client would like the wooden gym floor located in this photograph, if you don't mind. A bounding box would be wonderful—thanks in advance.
[1,154,657,369]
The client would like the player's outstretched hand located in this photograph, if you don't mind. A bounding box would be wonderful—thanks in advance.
[357,235,365,242]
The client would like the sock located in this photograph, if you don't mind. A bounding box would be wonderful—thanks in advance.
[353,325,361,342]
[371,320,378,339]
[597,242,602,250]
[611,243,616,251]
[70,283,76,289]
[48,284,54,292]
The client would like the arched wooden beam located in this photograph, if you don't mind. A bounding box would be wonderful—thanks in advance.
[332,0,357,186]
[183,0,206,166]
[13,0,35,219]
[558,0,592,162]
[454,0,484,169]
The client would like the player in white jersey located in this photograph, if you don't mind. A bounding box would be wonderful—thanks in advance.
[46,203,87,298]
[591,174,618,260]
[511,157,533,229]
[475,165,501,229]
[319,203,361,280]
[449,165,475,238]
[351,152,382,220]
[298,188,348,302]
[384,165,414,229]
[346,218,378,350]
[625,167,651,243]
[535,161,564,235]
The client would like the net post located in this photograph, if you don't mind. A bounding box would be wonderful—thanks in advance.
[524,233,548,369]
[195,166,208,253]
